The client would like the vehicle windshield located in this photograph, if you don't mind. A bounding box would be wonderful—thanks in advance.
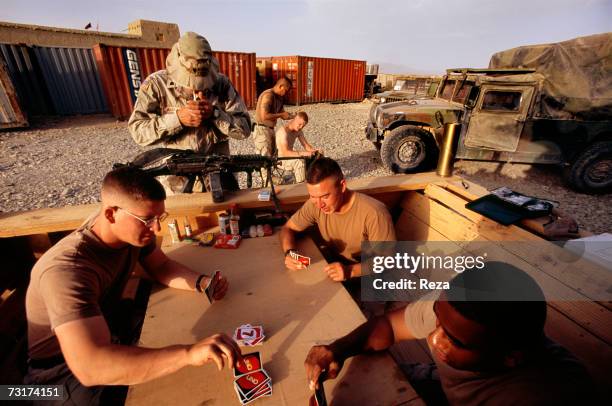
[438,78,475,104]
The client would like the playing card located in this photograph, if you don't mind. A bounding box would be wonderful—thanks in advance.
[314,372,327,406]
[237,383,272,405]
[235,325,263,341]
[204,270,221,303]
[234,352,262,378]
[235,369,271,398]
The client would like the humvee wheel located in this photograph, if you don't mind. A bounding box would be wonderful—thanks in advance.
[566,141,612,194]
[380,126,437,173]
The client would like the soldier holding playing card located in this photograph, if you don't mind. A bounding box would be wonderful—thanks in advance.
[24,167,240,405]
[280,157,396,282]
[304,263,595,405]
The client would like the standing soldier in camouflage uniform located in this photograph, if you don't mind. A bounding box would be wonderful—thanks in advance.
[128,32,251,194]
[253,77,293,156]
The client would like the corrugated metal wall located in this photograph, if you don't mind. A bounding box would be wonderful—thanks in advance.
[270,56,365,105]
[0,43,53,115]
[33,47,107,115]
[0,57,28,128]
[94,45,257,119]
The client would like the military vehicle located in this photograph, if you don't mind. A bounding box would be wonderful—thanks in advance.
[365,33,612,193]
[371,75,439,104]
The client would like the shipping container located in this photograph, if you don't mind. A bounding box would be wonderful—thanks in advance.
[267,56,366,105]
[0,56,28,129]
[0,43,53,115]
[33,47,107,115]
[93,45,257,119]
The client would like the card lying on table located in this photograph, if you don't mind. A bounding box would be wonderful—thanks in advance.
[234,324,265,346]
[233,352,272,405]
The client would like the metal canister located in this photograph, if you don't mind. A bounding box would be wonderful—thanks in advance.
[168,219,181,243]
[436,123,461,177]
[218,213,229,235]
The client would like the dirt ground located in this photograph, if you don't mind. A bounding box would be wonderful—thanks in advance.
[1,102,610,234]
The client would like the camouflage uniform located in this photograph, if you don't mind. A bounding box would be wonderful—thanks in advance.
[128,31,251,194]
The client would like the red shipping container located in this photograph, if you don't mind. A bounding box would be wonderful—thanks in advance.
[93,44,256,119]
[265,56,365,105]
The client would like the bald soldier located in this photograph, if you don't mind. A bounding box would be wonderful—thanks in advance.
[128,32,251,194]
[24,167,240,404]
[253,77,294,156]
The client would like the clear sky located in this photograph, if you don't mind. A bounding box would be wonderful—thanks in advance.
[3,0,611,74]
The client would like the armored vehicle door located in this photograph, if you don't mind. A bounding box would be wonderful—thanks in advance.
[463,85,535,151]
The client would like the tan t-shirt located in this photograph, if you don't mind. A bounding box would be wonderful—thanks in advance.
[403,299,595,405]
[255,89,285,128]
[25,215,155,360]
[289,192,396,263]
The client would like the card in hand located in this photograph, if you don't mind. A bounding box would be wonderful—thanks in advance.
[234,352,262,378]
[204,270,221,303]
[290,251,311,267]
[314,371,328,406]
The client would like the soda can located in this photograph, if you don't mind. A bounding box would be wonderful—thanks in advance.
[230,214,240,235]
[168,219,181,243]
[218,213,229,235]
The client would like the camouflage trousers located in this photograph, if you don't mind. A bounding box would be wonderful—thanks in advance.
[253,125,276,156]
[279,157,306,183]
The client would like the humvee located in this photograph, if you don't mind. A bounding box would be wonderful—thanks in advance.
[365,33,612,193]
[371,76,440,104]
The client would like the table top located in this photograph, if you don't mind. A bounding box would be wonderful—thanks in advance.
[125,234,422,406]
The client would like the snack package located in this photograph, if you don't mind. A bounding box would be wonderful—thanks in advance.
[214,234,242,249]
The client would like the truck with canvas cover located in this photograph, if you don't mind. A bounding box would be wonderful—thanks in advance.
[365,33,612,193]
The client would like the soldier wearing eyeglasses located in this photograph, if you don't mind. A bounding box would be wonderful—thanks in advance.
[24,167,240,404]
[128,31,251,194]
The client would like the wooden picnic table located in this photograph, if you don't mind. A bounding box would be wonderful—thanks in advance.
[125,234,423,406]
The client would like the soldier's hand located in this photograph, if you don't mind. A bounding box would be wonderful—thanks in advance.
[280,111,291,120]
[304,345,343,390]
[285,250,306,271]
[324,262,351,282]
[178,103,204,127]
[187,333,242,370]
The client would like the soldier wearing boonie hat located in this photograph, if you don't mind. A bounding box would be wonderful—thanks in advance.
[128,32,251,194]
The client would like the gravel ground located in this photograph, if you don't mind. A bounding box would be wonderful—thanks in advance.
[1,101,610,234]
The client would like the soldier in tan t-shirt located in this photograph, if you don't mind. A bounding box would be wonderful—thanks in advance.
[280,157,396,282]
[24,167,241,405]
[304,263,595,405]
[253,77,294,156]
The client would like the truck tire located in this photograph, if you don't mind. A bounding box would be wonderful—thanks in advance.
[380,126,437,173]
[565,141,612,194]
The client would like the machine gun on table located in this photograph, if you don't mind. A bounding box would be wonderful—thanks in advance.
[114,148,319,206]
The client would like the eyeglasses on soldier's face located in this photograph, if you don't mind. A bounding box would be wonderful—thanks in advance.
[114,207,168,228]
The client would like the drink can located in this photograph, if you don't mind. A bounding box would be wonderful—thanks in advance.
[230,215,240,235]
[218,213,229,235]
[168,219,181,243]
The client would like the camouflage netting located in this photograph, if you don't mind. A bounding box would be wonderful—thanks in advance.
[489,32,612,120]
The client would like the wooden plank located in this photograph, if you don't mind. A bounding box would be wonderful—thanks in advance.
[545,305,612,400]
[126,236,420,405]
[0,173,454,238]
[423,184,612,305]
[442,179,593,237]
[401,191,612,345]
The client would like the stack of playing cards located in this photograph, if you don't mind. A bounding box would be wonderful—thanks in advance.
[234,324,265,346]
[233,352,272,404]
[204,270,221,304]
[289,251,311,267]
